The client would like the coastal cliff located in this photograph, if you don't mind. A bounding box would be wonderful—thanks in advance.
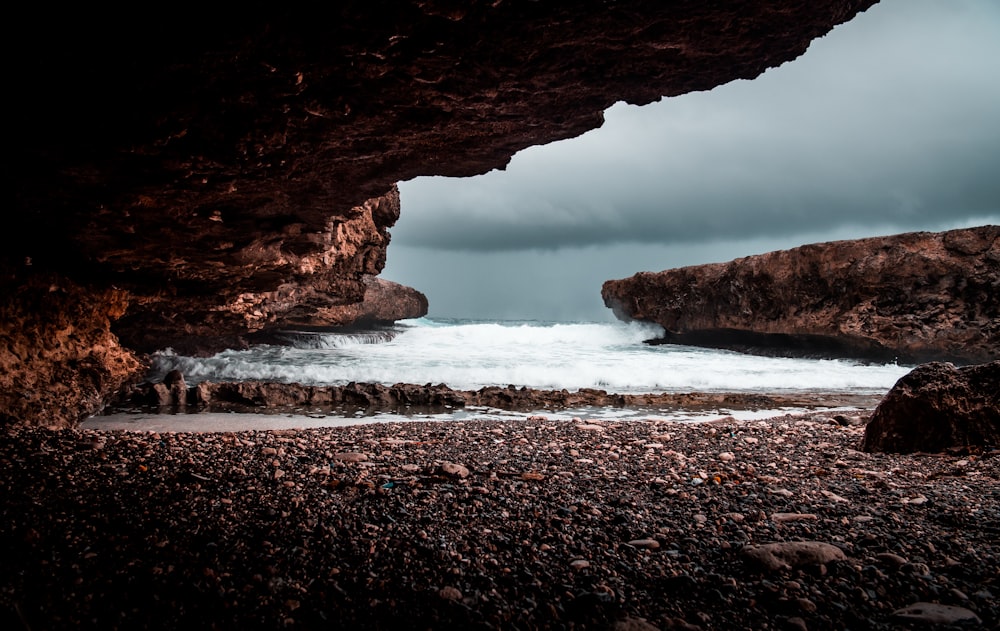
[602,226,999,364]
[5,1,878,425]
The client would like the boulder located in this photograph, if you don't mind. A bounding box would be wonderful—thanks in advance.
[741,542,847,572]
[862,361,1000,453]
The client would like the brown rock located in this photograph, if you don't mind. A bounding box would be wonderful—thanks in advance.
[0,278,141,427]
[439,462,470,478]
[771,513,818,523]
[279,276,428,329]
[331,452,368,463]
[438,586,463,601]
[741,542,847,572]
[5,2,878,426]
[627,539,661,550]
[862,361,1000,453]
[602,227,999,363]
[614,617,662,631]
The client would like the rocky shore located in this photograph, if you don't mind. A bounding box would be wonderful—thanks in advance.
[3,412,997,630]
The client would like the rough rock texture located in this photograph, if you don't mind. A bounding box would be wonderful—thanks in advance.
[110,189,405,354]
[0,275,143,427]
[602,227,1000,363]
[861,361,1000,454]
[5,1,879,425]
[117,379,865,416]
[280,276,429,329]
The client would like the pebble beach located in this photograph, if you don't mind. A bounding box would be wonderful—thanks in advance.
[2,411,997,630]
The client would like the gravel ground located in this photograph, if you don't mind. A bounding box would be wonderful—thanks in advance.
[2,412,998,630]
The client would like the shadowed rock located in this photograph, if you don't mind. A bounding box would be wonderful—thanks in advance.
[741,542,847,572]
[4,1,880,426]
[862,361,1000,454]
[891,602,982,626]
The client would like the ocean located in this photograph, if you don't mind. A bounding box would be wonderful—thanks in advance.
[113,318,914,427]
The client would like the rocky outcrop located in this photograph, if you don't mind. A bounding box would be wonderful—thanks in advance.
[861,361,1000,453]
[0,274,143,427]
[118,379,852,416]
[602,227,1000,363]
[5,2,879,425]
[279,276,428,329]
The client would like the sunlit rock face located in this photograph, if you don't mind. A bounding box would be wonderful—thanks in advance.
[602,226,1000,364]
[4,1,877,425]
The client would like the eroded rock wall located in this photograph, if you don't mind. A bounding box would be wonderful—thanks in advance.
[4,1,879,425]
[602,226,1000,363]
[0,274,143,427]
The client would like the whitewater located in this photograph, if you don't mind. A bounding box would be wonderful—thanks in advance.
[146,318,910,395]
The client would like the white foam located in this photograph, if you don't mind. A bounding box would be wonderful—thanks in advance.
[147,319,911,394]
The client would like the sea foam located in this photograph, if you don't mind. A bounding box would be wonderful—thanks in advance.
[147,318,911,394]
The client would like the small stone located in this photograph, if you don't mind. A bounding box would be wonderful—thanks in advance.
[613,617,661,631]
[785,617,808,631]
[628,539,661,550]
[772,513,818,523]
[440,462,470,478]
[891,602,982,626]
[742,542,847,572]
[570,559,591,570]
[796,598,817,613]
[438,586,463,601]
[718,451,735,462]
[821,489,850,503]
[332,452,367,463]
[874,552,908,568]
[575,423,606,432]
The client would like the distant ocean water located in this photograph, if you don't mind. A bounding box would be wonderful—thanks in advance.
[148,318,910,395]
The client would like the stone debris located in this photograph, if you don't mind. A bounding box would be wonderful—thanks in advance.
[1,411,998,629]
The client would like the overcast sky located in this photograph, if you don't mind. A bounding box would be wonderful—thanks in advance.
[382,0,1000,322]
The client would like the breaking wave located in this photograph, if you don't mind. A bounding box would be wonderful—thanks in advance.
[147,318,911,394]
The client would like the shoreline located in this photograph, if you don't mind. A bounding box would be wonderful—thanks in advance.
[104,381,887,432]
[4,410,997,629]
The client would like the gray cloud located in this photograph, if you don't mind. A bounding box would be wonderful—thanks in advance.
[383,0,1000,320]
[390,0,1000,253]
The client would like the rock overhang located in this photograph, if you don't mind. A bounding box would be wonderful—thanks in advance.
[4,1,881,425]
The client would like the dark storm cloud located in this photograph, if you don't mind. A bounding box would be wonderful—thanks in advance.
[391,0,1000,253]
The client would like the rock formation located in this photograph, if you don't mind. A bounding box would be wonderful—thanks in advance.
[5,1,879,426]
[0,276,143,427]
[861,361,1000,453]
[279,276,429,329]
[117,379,841,417]
[602,226,999,364]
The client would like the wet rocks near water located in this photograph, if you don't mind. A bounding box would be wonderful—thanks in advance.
[862,361,1000,454]
[2,412,998,629]
[117,378,874,418]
